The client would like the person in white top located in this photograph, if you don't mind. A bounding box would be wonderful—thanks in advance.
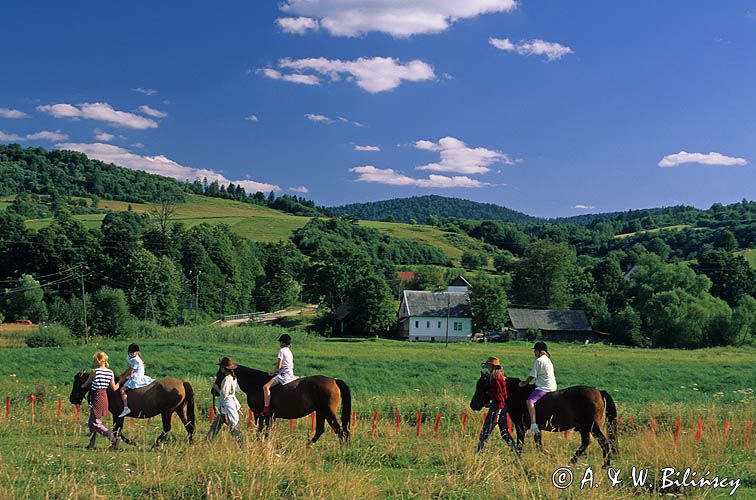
[208,356,243,444]
[118,343,155,418]
[519,341,557,436]
[262,334,298,417]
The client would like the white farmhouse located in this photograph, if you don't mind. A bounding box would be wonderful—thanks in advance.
[398,277,472,342]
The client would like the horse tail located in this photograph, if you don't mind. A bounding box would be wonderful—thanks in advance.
[600,390,618,455]
[183,381,196,440]
[335,379,351,441]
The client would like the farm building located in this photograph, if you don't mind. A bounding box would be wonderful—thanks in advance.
[398,277,472,342]
[507,308,608,343]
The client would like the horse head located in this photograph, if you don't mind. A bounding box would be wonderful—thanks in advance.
[69,370,89,405]
[469,372,492,411]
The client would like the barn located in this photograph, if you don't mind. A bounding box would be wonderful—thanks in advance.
[507,308,608,343]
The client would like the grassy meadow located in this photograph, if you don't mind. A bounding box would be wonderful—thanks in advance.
[0,325,754,498]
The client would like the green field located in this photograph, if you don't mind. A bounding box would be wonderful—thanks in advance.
[0,326,753,498]
[736,249,756,269]
[614,224,698,239]
[16,195,488,264]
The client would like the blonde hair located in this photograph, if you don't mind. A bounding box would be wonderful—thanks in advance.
[93,351,109,368]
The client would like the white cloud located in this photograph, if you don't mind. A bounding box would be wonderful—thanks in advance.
[278,0,517,37]
[414,136,514,174]
[138,105,168,118]
[132,142,145,148]
[37,102,158,129]
[94,129,115,141]
[573,204,595,209]
[244,114,259,122]
[0,108,28,119]
[289,186,310,193]
[131,87,158,96]
[0,129,68,142]
[350,166,489,188]
[260,68,321,86]
[276,16,320,34]
[55,143,280,192]
[658,151,748,167]
[489,37,574,61]
[355,145,381,152]
[264,57,435,93]
[305,113,334,123]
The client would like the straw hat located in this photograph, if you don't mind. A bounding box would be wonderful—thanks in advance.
[481,356,502,368]
[216,356,238,370]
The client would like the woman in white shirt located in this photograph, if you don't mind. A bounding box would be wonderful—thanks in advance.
[208,356,243,444]
[262,334,298,417]
[519,341,557,436]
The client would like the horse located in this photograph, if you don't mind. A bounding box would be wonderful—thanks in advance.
[69,371,195,448]
[470,373,618,467]
[214,364,351,443]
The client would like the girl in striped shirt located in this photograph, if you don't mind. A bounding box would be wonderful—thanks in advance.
[80,351,120,449]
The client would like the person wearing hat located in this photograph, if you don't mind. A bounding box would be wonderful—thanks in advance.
[208,356,243,444]
[477,357,519,456]
[262,334,299,417]
[519,341,557,436]
[117,343,154,418]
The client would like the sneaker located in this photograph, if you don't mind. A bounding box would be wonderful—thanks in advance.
[118,406,131,418]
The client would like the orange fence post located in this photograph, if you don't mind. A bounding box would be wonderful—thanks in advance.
[563,431,570,439]
[695,419,703,442]
[371,411,378,438]
[29,394,35,424]
[248,409,254,432]
[310,412,316,434]
[289,419,293,431]
[651,417,657,435]
[352,412,357,431]
[724,420,730,443]
[673,417,681,444]
[461,412,468,431]
[506,413,512,436]
[434,412,442,434]
[209,406,214,425]
[56,398,61,418]
[395,411,401,434]
[416,412,422,437]
[745,421,753,447]
[146,417,151,427]
[74,404,79,419]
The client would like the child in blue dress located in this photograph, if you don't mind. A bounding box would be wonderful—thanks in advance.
[118,343,154,417]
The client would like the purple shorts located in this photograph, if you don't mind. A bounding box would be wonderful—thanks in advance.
[526,388,549,405]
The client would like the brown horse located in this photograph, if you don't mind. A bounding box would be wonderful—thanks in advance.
[69,371,195,447]
[470,373,617,467]
[214,364,351,443]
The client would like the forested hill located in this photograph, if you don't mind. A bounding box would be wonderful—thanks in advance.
[0,144,187,203]
[328,195,539,224]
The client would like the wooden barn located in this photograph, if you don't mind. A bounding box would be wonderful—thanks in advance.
[507,308,608,343]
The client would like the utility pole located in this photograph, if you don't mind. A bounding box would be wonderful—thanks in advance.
[445,293,450,348]
[194,270,201,324]
[81,268,88,343]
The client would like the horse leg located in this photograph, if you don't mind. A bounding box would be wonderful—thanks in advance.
[324,409,345,442]
[153,413,172,448]
[570,427,591,465]
[309,412,326,445]
[176,409,193,444]
[113,416,134,446]
[590,421,611,468]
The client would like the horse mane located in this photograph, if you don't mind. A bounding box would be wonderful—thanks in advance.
[231,364,272,391]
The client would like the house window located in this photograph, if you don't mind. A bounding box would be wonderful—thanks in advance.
[438,321,442,328]
[431,337,435,342]
[426,321,430,328]
[453,322,463,331]
[415,321,419,328]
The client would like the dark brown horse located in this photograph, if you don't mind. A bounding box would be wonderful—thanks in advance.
[214,364,351,443]
[69,371,195,447]
[470,373,617,466]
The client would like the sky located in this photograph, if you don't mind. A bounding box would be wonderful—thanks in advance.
[1,1,755,217]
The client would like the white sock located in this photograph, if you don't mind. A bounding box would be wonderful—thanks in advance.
[530,423,539,433]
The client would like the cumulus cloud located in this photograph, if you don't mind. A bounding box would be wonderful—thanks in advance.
[0,129,68,142]
[260,68,321,86]
[489,37,574,61]
[0,108,28,119]
[244,114,259,122]
[350,166,489,188]
[305,113,334,123]
[138,105,168,118]
[55,143,280,192]
[276,16,320,34]
[573,204,595,209]
[94,129,115,141]
[263,57,435,93]
[37,102,158,129]
[658,151,748,167]
[355,145,381,152]
[131,87,158,96]
[289,186,310,193]
[414,136,514,174]
[277,0,517,37]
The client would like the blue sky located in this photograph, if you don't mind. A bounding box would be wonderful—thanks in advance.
[1,1,755,217]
